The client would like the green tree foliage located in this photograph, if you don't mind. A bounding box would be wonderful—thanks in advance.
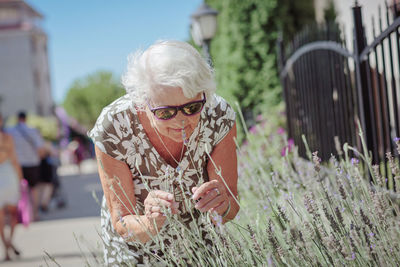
[6,114,59,141]
[278,0,315,43]
[205,0,314,126]
[63,70,125,128]
[323,0,338,23]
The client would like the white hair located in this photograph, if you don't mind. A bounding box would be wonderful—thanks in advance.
[121,40,216,108]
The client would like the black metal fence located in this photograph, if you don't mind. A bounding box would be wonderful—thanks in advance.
[278,2,400,178]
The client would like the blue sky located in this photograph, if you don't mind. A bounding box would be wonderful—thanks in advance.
[29,0,203,104]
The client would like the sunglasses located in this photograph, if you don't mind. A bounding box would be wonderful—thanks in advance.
[147,93,206,120]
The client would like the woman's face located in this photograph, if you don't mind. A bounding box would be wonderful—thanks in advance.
[146,87,203,143]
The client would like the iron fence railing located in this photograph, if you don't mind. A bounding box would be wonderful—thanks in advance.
[278,2,400,186]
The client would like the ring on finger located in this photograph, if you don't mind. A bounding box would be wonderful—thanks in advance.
[214,188,221,196]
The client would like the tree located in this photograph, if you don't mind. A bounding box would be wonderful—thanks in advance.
[63,71,125,129]
[323,0,338,23]
[205,0,315,126]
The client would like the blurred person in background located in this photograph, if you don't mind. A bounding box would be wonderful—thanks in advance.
[7,111,46,221]
[37,141,58,213]
[68,137,85,173]
[89,40,239,265]
[50,154,67,210]
[0,114,23,261]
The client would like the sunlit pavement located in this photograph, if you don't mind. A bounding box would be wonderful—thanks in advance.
[0,159,104,266]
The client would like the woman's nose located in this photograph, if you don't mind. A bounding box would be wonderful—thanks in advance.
[174,111,186,124]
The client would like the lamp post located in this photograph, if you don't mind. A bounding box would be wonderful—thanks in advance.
[190,2,218,63]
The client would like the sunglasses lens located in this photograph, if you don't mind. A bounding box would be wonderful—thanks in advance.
[154,108,177,120]
[182,102,204,115]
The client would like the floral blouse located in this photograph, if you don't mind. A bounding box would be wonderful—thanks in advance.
[88,93,235,266]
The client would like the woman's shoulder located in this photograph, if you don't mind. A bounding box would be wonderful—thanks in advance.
[203,94,236,145]
[88,94,136,140]
[95,95,135,124]
[206,94,235,119]
[101,94,133,117]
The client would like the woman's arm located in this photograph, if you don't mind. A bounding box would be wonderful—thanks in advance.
[193,123,239,224]
[7,134,23,180]
[95,145,169,244]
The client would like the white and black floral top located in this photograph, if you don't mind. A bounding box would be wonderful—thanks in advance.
[88,93,235,266]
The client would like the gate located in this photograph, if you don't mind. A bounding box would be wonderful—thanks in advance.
[278,2,400,181]
[278,3,400,186]
[278,23,358,161]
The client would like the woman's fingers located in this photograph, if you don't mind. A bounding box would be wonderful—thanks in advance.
[195,187,221,209]
[146,211,164,219]
[192,180,223,201]
[144,190,180,217]
[210,199,229,214]
[146,198,172,208]
[150,190,174,201]
[148,202,179,214]
[196,194,225,212]
[192,181,230,214]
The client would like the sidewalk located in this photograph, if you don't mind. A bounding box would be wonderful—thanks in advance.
[57,158,99,177]
[0,160,104,266]
[0,217,102,267]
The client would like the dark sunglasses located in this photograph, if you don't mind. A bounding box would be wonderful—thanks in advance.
[147,93,206,120]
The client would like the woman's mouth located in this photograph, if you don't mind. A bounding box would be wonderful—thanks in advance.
[170,127,187,132]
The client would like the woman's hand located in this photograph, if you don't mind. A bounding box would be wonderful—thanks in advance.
[191,180,230,216]
[144,190,179,219]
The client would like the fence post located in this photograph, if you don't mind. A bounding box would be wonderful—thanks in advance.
[353,3,376,163]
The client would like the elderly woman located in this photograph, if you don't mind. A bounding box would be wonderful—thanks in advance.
[89,40,239,265]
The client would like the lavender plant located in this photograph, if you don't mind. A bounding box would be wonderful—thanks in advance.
[233,117,400,266]
[92,110,400,266]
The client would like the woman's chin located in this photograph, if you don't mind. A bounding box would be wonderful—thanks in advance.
[166,133,185,143]
[164,128,192,143]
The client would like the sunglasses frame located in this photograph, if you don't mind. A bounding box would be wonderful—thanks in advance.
[147,93,207,120]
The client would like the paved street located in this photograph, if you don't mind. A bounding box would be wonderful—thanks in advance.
[0,160,105,267]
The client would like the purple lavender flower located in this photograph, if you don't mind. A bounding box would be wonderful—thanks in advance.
[393,137,400,142]
[281,147,288,157]
[281,139,295,156]
[212,213,223,227]
[277,127,285,135]
[249,125,257,134]
[288,138,295,146]
[351,158,359,165]
[263,205,268,210]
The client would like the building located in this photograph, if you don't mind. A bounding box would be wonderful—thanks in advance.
[0,0,53,118]
[314,0,398,46]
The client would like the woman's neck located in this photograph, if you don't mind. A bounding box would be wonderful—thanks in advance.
[137,110,185,167]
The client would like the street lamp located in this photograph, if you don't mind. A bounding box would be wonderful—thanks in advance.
[190,2,218,63]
